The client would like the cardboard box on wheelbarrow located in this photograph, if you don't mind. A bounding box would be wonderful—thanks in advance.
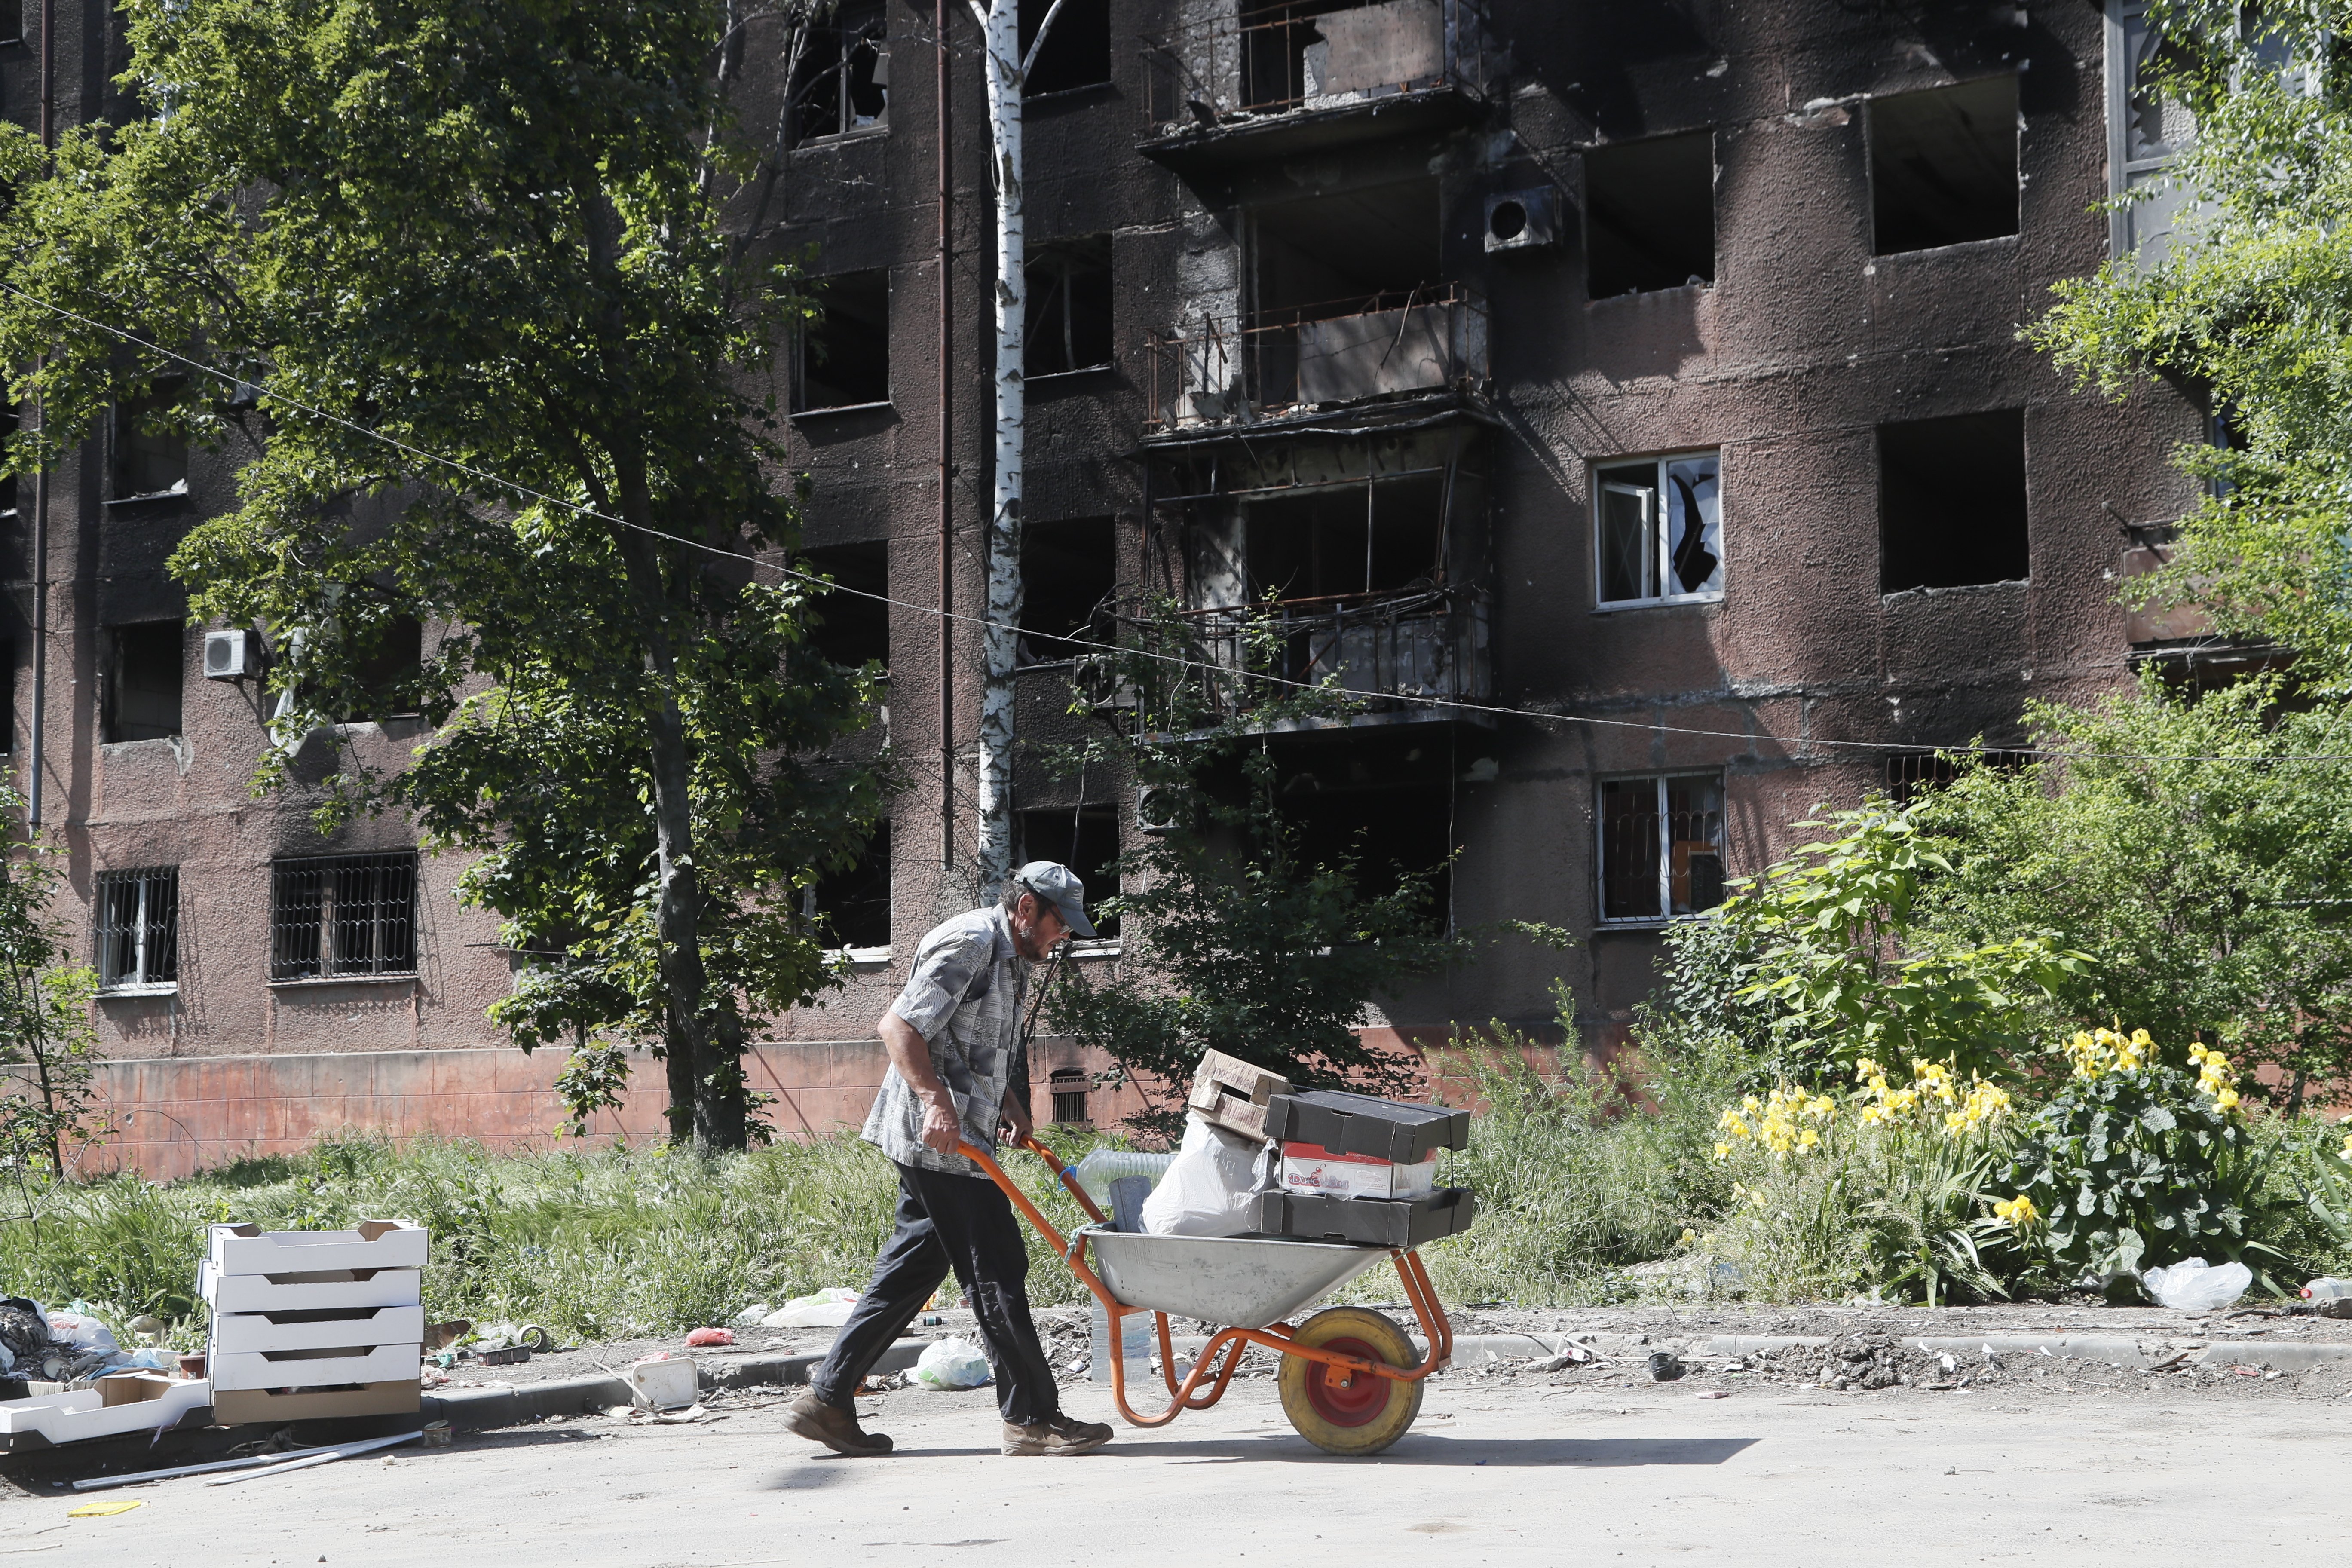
[1253,1186,1476,1249]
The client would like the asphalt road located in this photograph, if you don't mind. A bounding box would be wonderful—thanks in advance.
[7,1370,2351,1566]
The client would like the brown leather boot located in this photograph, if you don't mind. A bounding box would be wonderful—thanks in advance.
[784,1390,893,1456]
[1001,1413,1113,1456]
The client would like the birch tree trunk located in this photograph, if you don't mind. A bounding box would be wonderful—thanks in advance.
[975,0,1024,898]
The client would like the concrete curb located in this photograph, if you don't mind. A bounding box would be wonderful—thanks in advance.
[423,1341,930,1431]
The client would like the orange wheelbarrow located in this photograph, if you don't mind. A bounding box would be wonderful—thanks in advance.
[960,1136,1454,1455]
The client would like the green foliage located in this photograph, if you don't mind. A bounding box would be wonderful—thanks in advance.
[0,0,887,1146]
[1917,677,2352,1099]
[1693,801,2088,1083]
[0,789,106,1181]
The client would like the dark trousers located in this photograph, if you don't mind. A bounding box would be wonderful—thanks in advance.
[808,1160,1061,1426]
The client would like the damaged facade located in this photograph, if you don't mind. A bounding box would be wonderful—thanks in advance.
[3,0,2206,1173]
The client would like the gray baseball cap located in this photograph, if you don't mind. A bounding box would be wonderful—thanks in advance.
[1013,861,1096,939]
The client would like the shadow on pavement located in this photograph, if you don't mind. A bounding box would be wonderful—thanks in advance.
[766,1433,1759,1475]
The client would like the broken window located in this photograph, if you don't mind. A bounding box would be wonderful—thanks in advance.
[345,614,423,722]
[790,3,888,144]
[1878,410,2029,593]
[1243,473,1445,602]
[1018,805,1120,939]
[1025,238,1114,378]
[1869,75,2018,255]
[270,851,418,981]
[796,270,891,412]
[1583,130,1715,298]
[112,383,188,501]
[103,620,184,742]
[0,2,20,43]
[1598,773,1724,923]
[1021,0,1110,95]
[1277,742,1453,933]
[1020,516,1116,664]
[803,541,891,670]
[808,822,892,952]
[1594,452,1721,607]
[1237,0,1445,112]
[1252,178,1440,322]
[96,867,178,992]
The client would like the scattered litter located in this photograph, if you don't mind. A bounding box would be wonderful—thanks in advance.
[621,1403,709,1425]
[475,1345,531,1366]
[66,1501,144,1518]
[857,1372,908,1394]
[913,1338,992,1390]
[625,1353,701,1411]
[420,1421,451,1448]
[204,1432,423,1486]
[767,1289,859,1328]
[1533,1347,1596,1372]
[732,1303,775,1327]
[423,1321,471,1352]
[2144,1259,2251,1312]
[1646,1352,1686,1383]
[1694,1390,1730,1400]
[684,1327,735,1348]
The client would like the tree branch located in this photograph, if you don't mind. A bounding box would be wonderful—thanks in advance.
[1020,0,1074,79]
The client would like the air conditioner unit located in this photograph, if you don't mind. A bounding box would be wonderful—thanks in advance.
[203,628,262,680]
[1484,187,1563,253]
[1135,784,1183,836]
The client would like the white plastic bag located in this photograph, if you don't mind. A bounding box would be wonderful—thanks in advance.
[1139,1113,1276,1239]
[913,1337,992,1390]
[2143,1257,2251,1311]
[767,1288,859,1328]
[44,1312,116,1354]
[732,1302,774,1327]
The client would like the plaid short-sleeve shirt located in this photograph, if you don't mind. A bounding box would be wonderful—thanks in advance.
[861,905,1032,1176]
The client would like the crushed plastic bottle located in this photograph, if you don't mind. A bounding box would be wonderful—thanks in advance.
[2301,1277,2352,1300]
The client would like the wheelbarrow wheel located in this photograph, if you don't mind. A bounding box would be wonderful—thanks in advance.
[1278,1306,1423,1456]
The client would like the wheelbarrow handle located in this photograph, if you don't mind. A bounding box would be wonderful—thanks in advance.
[1014,1134,1110,1226]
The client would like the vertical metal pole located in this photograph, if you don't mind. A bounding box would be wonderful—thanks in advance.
[28,0,53,827]
[937,0,955,885]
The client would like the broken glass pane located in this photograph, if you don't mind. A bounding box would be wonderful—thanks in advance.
[1663,455,1722,597]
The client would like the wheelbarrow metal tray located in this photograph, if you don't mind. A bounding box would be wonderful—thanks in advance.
[1082,1229,1387,1327]
[1253,1185,1477,1249]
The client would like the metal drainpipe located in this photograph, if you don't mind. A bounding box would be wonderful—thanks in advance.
[936,0,955,886]
[28,0,53,827]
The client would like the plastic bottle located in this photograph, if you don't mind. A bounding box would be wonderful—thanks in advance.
[1088,1299,1153,1384]
[2301,1277,2352,1300]
[1070,1148,1176,1207]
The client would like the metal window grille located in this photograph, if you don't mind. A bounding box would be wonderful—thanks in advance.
[1883,750,2037,805]
[95,867,178,989]
[1599,774,1725,923]
[1049,1069,1090,1126]
[270,852,417,980]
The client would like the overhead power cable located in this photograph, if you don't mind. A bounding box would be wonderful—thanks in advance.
[8,279,2350,766]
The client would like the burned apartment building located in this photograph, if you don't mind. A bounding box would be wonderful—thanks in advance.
[2,1,2207,1172]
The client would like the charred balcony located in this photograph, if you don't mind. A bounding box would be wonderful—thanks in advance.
[1139,0,1490,174]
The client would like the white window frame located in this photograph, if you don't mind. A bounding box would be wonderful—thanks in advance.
[1595,772,1726,927]
[1592,450,1723,610]
[96,866,178,995]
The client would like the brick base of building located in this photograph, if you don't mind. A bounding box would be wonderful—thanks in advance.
[80,1029,1575,1181]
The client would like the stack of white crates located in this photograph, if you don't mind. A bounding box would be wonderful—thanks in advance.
[201,1220,428,1425]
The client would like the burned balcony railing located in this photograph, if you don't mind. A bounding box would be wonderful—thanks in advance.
[1140,0,1488,163]
[1181,587,1491,713]
[1146,285,1486,429]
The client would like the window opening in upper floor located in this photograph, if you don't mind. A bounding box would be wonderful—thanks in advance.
[1869,75,2019,254]
[802,540,891,671]
[103,619,184,742]
[1020,516,1117,665]
[808,821,892,952]
[796,270,892,412]
[96,866,178,993]
[1022,0,1111,95]
[1594,451,1721,608]
[790,3,888,145]
[1599,772,1724,923]
[1879,410,2029,593]
[1025,237,1114,379]
[112,383,188,502]
[1583,130,1715,297]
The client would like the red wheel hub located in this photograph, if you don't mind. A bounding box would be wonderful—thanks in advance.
[1302,1337,1392,1428]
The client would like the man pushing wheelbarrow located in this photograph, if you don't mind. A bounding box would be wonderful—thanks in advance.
[785,862,1115,1458]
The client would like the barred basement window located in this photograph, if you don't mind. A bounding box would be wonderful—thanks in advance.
[1049,1069,1090,1126]
[270,852,417,980]
[1598,774,1725,923]
[96,867,178,992]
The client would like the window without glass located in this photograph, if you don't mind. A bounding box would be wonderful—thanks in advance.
[347,614,423,721]
[270,851,418,980]
[96,867,178,992]
[790,3,888,144]
[807,822,891,951]
[112,384,188,500]
[803,541,891,670]
[1018,805,1119,939]
[1020,516,1117,663]
[104,620,184,742]
[1878,410,2029,593]
[1594,453,1721,607]
[797,271,891,411]
[1583,130,1715,298]
[1599,774,1725,923]
[0,0,21,43]
[1869,75,2019,254]
[1025,238,1113,378]
[1021,0,1110,95]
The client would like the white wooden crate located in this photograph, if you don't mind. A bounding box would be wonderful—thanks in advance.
[209,1305,425,1355]
[208,1344,421,1392]
[0,1379,213,1447]
[199,1260,422,1315]
[207,1221,428,1276]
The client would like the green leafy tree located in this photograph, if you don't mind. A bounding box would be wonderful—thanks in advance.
[0,0,885,1149]
[0,789,105,1181]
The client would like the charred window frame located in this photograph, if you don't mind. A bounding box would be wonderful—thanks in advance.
[1019,516,1117,663]
[0,1,21,44]
[1017,805,1120,940]
[795,270,893,413]
[805,822,892,955]
[96,867,178,993]
[102,619,185,742]
[1867,75,2020,255]
[1878,410,2030,593]
[110,382,189,502]
[790,4,888,145]
[1021,0,1110,95]
[270,851,418,982]
[802,541,891,671]
[1582,130,1715,299]
[1598,773,1725,925]
[1025,238,1114,379]
[1594,453,1722,608]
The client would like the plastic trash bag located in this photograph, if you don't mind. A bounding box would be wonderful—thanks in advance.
[685,1326,735,1347]
[768,1288,860,1328]
[44,1312,116,1353]
[1140,1113,1277,1238]
[913,1337,993,1390]
[732,1302,775,1327]
[2143,1257,2252,1311]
